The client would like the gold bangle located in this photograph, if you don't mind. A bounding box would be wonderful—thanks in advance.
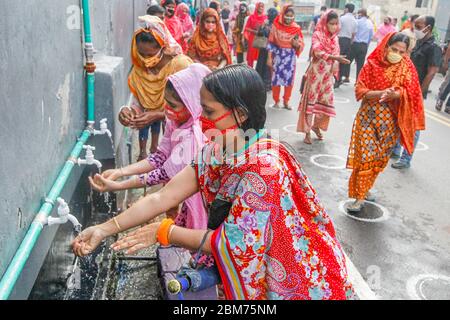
[113,217,122,232]
[167,225,175,244]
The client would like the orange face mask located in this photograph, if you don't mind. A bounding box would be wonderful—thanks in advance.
[139,48,164,69]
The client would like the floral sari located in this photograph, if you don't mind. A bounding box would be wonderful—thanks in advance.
[193,132,355,300]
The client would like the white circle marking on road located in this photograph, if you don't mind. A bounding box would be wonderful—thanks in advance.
[310,154,346,170]
[335,96,351,104]
[282,124,302,135]
[338,200,390,223]
[406,274,450,300]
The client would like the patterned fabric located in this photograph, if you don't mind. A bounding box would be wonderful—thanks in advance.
[356,32,424,155]
[347,102,399,200]
[297,12,340,133]
[174,203,216,267]
[193,134,355,300]
[138,150,168,193]
[244,2,267,66]
[268,44,296,86]
[269,4,304,55]
[187,8,232,69]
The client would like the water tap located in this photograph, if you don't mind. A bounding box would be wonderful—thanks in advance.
[77,145,102,170]
[47,198,82,233]
[93,118,112,138]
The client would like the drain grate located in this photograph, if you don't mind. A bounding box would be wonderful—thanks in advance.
[339,200,390,222]
[407,274,450,300]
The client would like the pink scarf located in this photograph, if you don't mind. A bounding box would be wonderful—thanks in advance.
[176,3,194,34]
[160,63,210,230]
[375,23,396,42]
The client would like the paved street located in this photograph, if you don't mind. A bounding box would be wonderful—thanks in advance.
[264,36,450,300]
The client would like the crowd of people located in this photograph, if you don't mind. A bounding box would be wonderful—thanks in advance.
[70,1,449,300]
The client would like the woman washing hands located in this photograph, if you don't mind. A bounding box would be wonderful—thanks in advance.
[119,15,192,160]
[91,63,210,230]
[74,65,355,300]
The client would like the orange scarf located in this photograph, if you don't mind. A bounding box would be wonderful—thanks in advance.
[269,4,304,55]
[128,22,191,110]
[356,33,424,154]
[188,8,231,66]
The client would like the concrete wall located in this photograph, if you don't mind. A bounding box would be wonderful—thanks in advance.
[0,0,149,299]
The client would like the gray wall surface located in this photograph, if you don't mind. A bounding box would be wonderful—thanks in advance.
[0,0,149,299]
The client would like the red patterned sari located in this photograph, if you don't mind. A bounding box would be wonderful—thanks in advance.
[193,132,355,300]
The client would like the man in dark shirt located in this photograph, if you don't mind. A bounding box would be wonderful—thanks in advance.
[221,1,231,35]
[392,16,442,169]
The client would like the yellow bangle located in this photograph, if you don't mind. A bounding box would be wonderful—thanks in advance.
[113,217,121,232]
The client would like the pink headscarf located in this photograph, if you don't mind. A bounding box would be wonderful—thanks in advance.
[374,19,397,42]
[312,10,341,77]
[176,3,194,34]
[159,63,210,230]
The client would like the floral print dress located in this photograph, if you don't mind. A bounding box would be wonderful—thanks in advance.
[267,44,297,87]
[193,132,355,300]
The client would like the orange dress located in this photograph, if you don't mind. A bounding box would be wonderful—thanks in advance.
[346,33,424,200]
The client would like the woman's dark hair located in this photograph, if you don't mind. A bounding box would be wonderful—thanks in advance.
[135,32,161,48]
[267,8,278,24]
[165,80,182,103]
[203,64,266,132]
[388,32,410,48]
[147,5,165,16]
[209,1,220,12]
[285,7,295,16]
[327,11,339,22]
[162,0,176,8]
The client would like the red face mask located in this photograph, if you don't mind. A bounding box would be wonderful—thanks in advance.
[200,110,238,136]
[164,105,190,124]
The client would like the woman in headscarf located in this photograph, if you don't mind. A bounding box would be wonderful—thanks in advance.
[267,4,304,110]
[187,8,232,70]
[91,64,210,232]
[162,0,185,47]
[297,10,350,144]
[73,65,355,300]
[232,2,249,64]
[175,2,194,52]
[255,8,279,91]
[244,2,267,67]
[374,16,397,43]
[346,32,423,212]
[118,16,192,159]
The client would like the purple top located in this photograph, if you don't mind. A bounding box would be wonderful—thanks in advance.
[138,151,170,186]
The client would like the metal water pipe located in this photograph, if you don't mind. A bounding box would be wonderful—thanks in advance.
[0,0,96,300]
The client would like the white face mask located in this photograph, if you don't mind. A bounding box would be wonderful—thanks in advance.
[414,26,429,40]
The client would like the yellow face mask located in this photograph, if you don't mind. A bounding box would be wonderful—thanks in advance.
[140,48,164,69]
[387,50,403,64]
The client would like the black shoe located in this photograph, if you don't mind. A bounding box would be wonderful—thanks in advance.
[445,107,450,115]
[334,81,341,89]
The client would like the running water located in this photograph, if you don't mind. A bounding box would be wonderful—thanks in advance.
[103,192,113,214]
[108,135,116,159]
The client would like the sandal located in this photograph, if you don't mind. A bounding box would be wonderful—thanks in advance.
[311,127,323,140]
[283,103,293,110]
[347,200,365,213]
[272,103,281,109]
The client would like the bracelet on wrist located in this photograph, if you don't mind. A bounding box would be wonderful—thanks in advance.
[157,218,175,246]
